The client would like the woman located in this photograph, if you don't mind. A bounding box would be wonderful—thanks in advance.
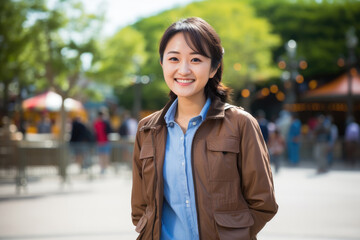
[131,17,278,240]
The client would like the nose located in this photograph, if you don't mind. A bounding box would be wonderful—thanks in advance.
[178,61,191,75]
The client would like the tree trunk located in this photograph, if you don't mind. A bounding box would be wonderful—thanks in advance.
[1,81,10,119]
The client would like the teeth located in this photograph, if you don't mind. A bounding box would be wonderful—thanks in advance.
[176,79,193,83]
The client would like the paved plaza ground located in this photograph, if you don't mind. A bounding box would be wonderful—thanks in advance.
[0,163,359,240]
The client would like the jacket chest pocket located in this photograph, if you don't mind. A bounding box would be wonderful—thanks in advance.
[139,144,156,200]
[206,138,240,181]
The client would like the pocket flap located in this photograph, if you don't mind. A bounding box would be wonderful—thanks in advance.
[207,138,239,153]
[214,210,254,228]
[135,215,148,233]
[139,144,154,159]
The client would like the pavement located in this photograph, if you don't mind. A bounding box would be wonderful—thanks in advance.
[0,162,360,240]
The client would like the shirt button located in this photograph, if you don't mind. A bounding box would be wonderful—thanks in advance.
[180,136,184,140]
[186,200,189,204]
[182,162,185,166]
[192,122,196,126]
[169,122,174,127]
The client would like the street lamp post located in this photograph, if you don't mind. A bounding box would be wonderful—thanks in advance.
[346,27,358,120]
[131,55,150,120]
[285,39,298,105]
[133,75,150,120]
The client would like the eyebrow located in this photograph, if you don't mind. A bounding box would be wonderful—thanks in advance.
[166,50,202,55]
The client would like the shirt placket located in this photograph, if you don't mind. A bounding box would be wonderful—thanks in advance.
[174,124,193,239]
[185,117,200,238]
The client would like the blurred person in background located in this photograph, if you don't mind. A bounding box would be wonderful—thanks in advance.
[327,115,338,167]
[313,115,331,173]
[119,111,138,140]
[70,116,94,170]
[118,111,138,163]
[275,110,291,158]
[131,17,277,240]
[256,109,269,143]
[276,110,291,138]
[37,113,52,134]
[344,116,360,166]
[287,113,301,165]
[268,128,285,174]
[93,111,112,174]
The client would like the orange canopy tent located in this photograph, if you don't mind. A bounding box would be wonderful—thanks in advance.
[302,69,360,101]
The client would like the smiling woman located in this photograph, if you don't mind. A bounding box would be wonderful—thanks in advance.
[131,17,278,240]
[161,32,216,106]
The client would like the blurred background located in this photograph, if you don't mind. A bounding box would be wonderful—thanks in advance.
[0,0,360,239]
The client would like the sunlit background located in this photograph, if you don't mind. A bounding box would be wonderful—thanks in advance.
[0,0,360,239]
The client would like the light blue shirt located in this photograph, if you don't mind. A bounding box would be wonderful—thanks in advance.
[161,98,211,240]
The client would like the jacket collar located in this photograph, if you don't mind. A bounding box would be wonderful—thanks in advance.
[140,96,227,132]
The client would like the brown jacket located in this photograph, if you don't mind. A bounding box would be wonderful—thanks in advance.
[131,97,278,240]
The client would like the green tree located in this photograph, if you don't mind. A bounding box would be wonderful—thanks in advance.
[0,0,39,117]
[92,26,148,86]
[249,0,360,80]
[29,0,102,143]
[0,0,103,122]
[28,0,102,97]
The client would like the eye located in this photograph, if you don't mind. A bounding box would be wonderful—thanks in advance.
[168,57,178,62]
[191,58,202,63]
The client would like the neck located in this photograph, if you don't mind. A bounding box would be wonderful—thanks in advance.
[176,94,206,119]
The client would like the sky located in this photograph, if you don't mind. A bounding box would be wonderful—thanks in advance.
[82,0,197,37]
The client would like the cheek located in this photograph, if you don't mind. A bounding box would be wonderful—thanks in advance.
[162,64,174,76]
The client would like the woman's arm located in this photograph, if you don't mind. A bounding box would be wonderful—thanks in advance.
[238,113,278,237]
[131,130,147,226]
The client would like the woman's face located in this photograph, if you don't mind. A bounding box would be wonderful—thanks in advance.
[161,32,217,102]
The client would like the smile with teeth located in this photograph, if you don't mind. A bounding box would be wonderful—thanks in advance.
[175,78,194,84]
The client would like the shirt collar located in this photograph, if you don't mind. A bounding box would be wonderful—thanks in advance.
[164,98,178,124]
[140,96,226,132]
[164,98,212,125]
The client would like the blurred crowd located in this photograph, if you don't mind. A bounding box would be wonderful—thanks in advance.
[1,107,360,176]
[0,109,139,175]
[68,109,138,174]
[255,110,360,174]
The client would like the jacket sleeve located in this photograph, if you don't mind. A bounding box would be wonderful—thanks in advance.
[131,125,147,226]
[238,112,278,237]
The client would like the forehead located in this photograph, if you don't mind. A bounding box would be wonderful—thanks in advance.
[164,33,190,51]
[165,32,210,56]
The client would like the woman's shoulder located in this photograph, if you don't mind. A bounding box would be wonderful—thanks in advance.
[223,104,262,133]
[224,104,256,122]
[138,109,164,128]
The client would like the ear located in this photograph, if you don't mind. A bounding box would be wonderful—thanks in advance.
[160,60,163,67]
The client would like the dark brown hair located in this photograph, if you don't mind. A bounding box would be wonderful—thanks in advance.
[159,17,231,103]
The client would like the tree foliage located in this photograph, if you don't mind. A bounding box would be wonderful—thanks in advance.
[0,0,103,118]
[249,0,360,80]
[27,0,102,98]
[91,26,148,87]
[102,0,281,110]
[0,0,39,115]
